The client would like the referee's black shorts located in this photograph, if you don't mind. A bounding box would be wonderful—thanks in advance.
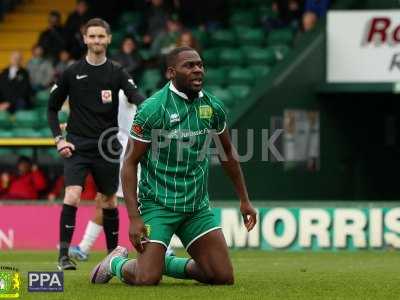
[63,134,122,196]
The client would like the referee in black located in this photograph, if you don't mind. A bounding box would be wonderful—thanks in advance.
[48,18,145,270]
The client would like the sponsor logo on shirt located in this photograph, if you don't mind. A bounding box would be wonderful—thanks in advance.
[128,79,137,88]
[101,90,112,103]
[50,84,58,93]
[170,113,180,124]
[76,74,88,80]
[199,105,213,119]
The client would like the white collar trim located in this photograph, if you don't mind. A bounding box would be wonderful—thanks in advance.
[169,82,203,100]
[85,56,107,66]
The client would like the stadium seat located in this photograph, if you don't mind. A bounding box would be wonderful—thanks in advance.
[118,11,141,28]
[12,128,41,137]
[236,28,265,47]
[204,85,223,95]
[0,148,13,156]
[202,48,220,67]
[229,85,251,102]
[211,88,232,106]
[110,30,125,49]
[267,28,294,46]
[141,69,162,92]
[219,48,243,66]
[204,68,226,86]
[211,30,236,47]
[0,111,11,129]
[14,110,40,128]
[271,45,291,61]
[0,130,12,138]
[229,12,257,27]
[15,148,33,157]
[192,28,209,48]
[243,47,276,66]
[35,89,50,107]
[248,65,272,78]
[39,127,52,137]
[228,68,255,85]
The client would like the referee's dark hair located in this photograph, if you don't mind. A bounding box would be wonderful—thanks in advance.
[166,46,196,67]
[83,18,111,35]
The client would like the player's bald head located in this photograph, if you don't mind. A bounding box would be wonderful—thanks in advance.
[166,46,198,67]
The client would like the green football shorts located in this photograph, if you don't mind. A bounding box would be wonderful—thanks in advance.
[139,201,221,250]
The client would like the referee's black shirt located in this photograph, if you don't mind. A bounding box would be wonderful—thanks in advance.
[48,58,144,139]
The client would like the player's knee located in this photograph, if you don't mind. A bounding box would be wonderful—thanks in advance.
[205,269,234,285]
[100,194,117,209]
[214,271,234,285]
[135,272,162,286]
[64,187,81,206]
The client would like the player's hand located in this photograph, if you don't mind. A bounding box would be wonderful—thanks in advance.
[240,200,257,232]
[56,140,75,158]
[129,216,148,253]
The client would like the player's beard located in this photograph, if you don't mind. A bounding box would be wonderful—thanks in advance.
[89,44,107,55]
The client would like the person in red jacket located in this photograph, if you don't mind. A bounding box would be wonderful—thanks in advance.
[0,156,47,200]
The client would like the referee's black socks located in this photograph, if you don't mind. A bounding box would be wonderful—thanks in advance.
[103,208,119,253]
[59,204,77,260]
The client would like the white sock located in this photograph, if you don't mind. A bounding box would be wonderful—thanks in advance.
[78,220,103,254]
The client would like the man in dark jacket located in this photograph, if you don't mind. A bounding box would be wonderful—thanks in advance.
[0,51,32,113]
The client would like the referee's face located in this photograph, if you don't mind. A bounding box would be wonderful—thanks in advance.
[172,50,204,94]
[84,26,111,55]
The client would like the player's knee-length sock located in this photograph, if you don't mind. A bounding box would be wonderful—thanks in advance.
[110,256,130,281]
[79,220,103,253]
[164,256,190,279]
[103,208,119,252]
[59,204,77,259]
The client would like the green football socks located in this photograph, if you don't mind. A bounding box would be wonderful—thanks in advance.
[164,256,190,279]
[110,256,129,281]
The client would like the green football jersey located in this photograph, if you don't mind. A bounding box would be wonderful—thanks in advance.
[130,82,226,213]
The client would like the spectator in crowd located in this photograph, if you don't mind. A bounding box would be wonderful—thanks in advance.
[54,50,74,81]
[302,0,330,31]
[0,51,32,113]
[67,24,86,60]
[150,15,182,59]
[37,10,65,63]
[0,156,47,200]
[173,0,228,29]
[263,0,303,30]
[64,0,91,47]
[112,36,143,80]
[26,44,54,91]
[302,11,317,31]
[176,31,201,53]
[141,0,170,46]
[48,173,97,201]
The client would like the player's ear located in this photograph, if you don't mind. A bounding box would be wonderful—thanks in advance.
[107,34,112,45]
[166,67,175,80]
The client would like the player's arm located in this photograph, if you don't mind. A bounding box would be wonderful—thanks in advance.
[119,68,146,105]
[122,139,149,252]
[47,69,75,157]
[217,127,257,232]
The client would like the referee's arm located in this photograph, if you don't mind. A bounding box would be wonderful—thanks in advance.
[119,68,146,105]
[47,70,69,138]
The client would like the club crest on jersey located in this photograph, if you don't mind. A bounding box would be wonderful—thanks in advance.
[101,90,112,103]
[170,113,180,124]
[199,105,213,119]
[131,124,143,137]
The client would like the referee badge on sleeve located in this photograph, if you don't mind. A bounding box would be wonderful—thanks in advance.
[101,90,112,103]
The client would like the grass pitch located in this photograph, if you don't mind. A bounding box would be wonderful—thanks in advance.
[1,250,399,299]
